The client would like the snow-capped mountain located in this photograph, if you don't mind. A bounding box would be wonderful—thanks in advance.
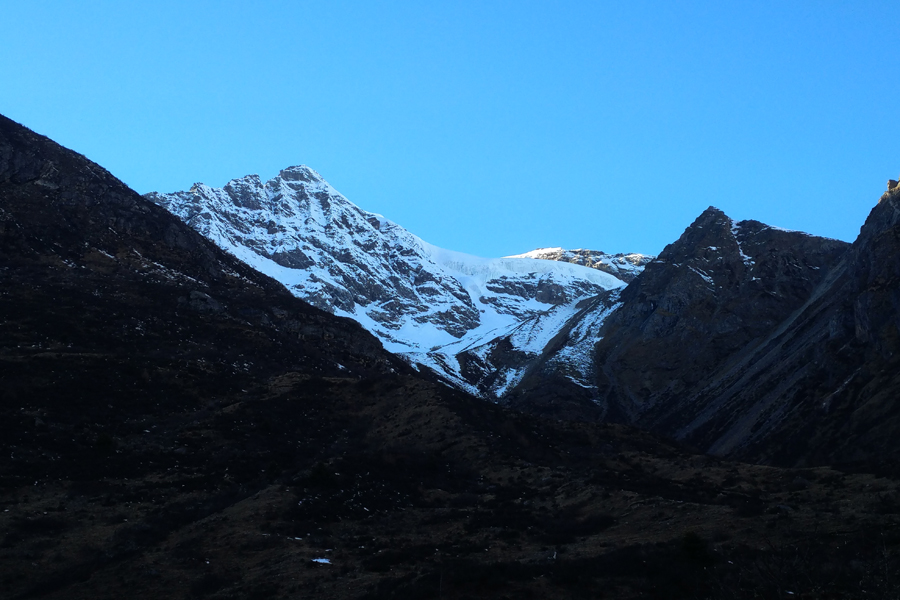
[146,166,634,396]
[507,248,653,283]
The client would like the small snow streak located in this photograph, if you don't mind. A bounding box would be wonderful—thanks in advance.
[688,266,715,288]
[730,220,755,266]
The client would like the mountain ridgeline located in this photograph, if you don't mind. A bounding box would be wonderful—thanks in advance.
[520,196,900,466]
[8,113,900,599]
[148,165,900,467]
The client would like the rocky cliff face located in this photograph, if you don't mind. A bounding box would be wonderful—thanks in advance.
[504,196,900,466]
[664,186,900,466]
[147,170,631,396]
[591,207,849,423]
[542,197,900,466]
[499,209,845,425]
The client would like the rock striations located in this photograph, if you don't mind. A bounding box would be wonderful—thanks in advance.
[671,187,900,465]
[582,197,900,465]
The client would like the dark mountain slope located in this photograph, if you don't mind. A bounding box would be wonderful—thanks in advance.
[3,115,900,599]
[581,194,900,466]
[0,113,402,401]
[592,207,848,427]
[669,188,900,465]
[510,207,849,432]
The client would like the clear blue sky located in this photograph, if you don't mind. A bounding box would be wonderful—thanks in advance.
[3,1,899,257]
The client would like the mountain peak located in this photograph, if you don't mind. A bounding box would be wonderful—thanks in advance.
[278,164,323,183]
[654,206,735,263]
[147,166,628,398]
[694,205,730,227]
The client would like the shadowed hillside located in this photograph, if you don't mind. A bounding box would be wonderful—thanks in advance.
[2,115,900,599]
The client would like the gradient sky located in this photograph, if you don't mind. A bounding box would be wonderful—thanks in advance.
[3,1,899,257]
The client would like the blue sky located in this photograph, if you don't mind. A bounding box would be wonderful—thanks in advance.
[3,1,899,257]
